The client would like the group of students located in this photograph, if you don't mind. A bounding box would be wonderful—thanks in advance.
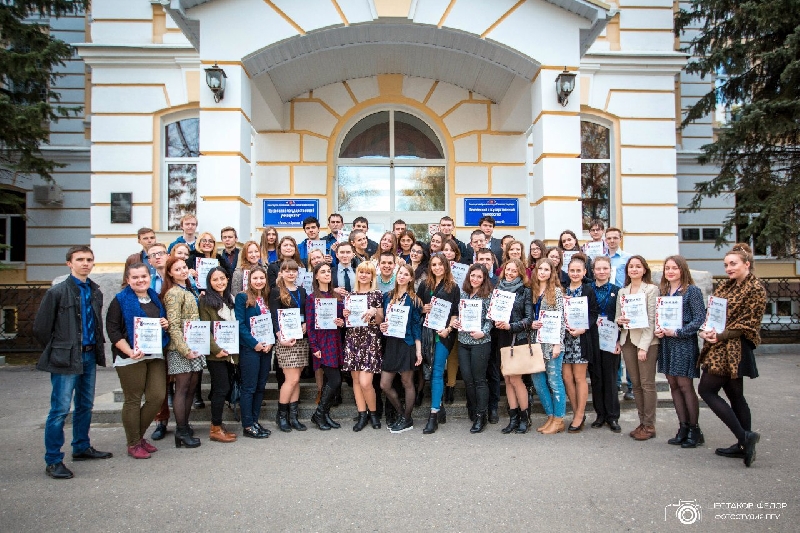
[34,211,767,479]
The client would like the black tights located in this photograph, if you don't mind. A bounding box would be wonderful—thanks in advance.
[381,371,415,420]
[666,375,699,426]
[173,371,201,427]
[321,365,342,391]
[698,372,750,443]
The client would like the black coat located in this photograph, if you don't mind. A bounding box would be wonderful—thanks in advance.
[418,279,461,352]
[34,277,106,373]
[567,282,600,365]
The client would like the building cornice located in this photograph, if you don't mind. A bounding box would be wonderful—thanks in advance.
[76,43,199,68]
[583,51,689,76]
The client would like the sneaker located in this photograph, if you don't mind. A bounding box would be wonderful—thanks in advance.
[139,439,158,454]
[127,443,151,459]
[390,416,414,434]
[623,391,635,401]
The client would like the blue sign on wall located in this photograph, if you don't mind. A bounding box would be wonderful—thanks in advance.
[263,199,319,227]
[464,198,519,226]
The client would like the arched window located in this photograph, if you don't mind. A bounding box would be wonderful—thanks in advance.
[337,109,446,236]
[580,120,611,230]
[164,117,199,230]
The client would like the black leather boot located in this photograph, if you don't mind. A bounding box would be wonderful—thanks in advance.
[668,422,690,445]
[502,408,520,434]
[488,406,499,424]
[369,410,382,429]
[288,401,307,431]
[174,425,201,448]
[681,424,705,448]
[438,405,447,424]
[151,421,167,441]
[353,411,369,432]
[277,403,292,432]
[422,411,438,434]
[470,412,487,434]
[516,407,530,434]
[311,386,333,430]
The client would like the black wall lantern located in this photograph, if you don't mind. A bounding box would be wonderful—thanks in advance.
[204,63,227,103]
[555,68,577,107]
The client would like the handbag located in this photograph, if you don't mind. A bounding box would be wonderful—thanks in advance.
[500,330,545,376]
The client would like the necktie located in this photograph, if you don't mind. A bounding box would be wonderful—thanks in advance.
[343,267,352,292]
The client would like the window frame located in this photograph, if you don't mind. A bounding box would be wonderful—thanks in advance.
[0,306,18,339]
[0,189,26,264]
[579,117,615,235]
[161,113,199,231]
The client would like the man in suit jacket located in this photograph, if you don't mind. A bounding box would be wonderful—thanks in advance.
[479,216,505,263]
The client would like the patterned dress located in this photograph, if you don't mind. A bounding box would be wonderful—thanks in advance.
[657,284,705,378]
[306,291,344,371]
[342,290,383,373]
[562,285,587,364]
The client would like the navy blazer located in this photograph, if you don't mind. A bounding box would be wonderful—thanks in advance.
[234,292,269,353]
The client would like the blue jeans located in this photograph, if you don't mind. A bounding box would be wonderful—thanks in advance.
[44,350,97,465]
[532,354,566,418]
[239,348,270,428]
[617,363,633,390]
[429,341,450,411]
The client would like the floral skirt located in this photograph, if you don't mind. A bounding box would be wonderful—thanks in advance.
[167,350,206,375]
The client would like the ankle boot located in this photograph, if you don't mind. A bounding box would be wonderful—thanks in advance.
[681,424,705,448]
[668,422,690,445]
[537,416,554,433]
[209,424,236,443]
[151,421,168,441]
[369,410,382,429]
[422,411,439,434]
[470,412,487,434]
[220,423,237,438]
[288,401,307,431]
[174,425,201,448]
[501,408,520,434]
[277,403,292,432]
[516,407,530,434]
[542,417,565,434]
[438,405,447,424]
[353,411,369,432]
[311,386,333,430]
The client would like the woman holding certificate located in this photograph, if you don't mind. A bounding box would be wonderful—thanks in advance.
[187,232,223,286]
[451,263,493,433]
[106,263,169,459]
[526,239,546,278]
[615,255,659,441]
[379,264,424,434]
[259,226,279,264]
[234,265,274,439]
[654,255,706,448]
[561,254,600,433]
[529,259,567,434]
[231,240,263,295]
[589,256,622,432]
[267,237,303,289]
[342,261,384,430]
[418,253,461,434]
[558,230,593,284]
[161,257,204,448]
[493,258,534,434]
[269,260,309,433]
[697,244,766,467]
[306,263,346,431]
[198,267,239,443]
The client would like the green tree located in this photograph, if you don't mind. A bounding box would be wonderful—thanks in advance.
[675,0,800,258]
[0,0,88,182]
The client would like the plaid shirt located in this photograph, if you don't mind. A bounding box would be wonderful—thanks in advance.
[306,292,344,368]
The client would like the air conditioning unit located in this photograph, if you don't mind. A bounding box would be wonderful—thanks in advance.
[33,184,64,206]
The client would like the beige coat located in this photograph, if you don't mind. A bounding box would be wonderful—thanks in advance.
[615,282,659,351]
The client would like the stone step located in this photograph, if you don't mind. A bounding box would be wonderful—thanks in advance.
[112,374,671,403]
[88,389,694,425]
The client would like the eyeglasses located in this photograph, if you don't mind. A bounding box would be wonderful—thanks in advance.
[148,251,166,258]
[200,239,215,244]
[410,249,422,255]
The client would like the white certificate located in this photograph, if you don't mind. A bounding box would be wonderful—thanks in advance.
[196,258,219,289]
[249,314,275,346]
[212,321,239,354]
[278,308,303,340]
[301,271,314,293]
[183,320,210,355]
[307,239,326,255]
[621,293,648,329]
[702,296,727,332]
[536,310,562,344]
[424,297,452,331]
[458,299,482,332]
[385,304,410,338]
[564,296,589,330]
[656,296,683,330]
[315,298,338,330]
[562,250,578,273]
[345,294,369,327]
[133,317,162,355]
[487,289,515,323]
[241,269,249,292]
[337,230,350,244]
[584,241,604,259]
[597,316,619,352]
[450,261,469,288]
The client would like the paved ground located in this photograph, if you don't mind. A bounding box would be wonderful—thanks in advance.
[0,355,798,532]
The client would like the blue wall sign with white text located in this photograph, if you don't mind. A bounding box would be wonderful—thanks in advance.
[464,198,519,226]
[263,199,319,227]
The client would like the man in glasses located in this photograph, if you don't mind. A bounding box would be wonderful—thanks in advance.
[145,243,168,294]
